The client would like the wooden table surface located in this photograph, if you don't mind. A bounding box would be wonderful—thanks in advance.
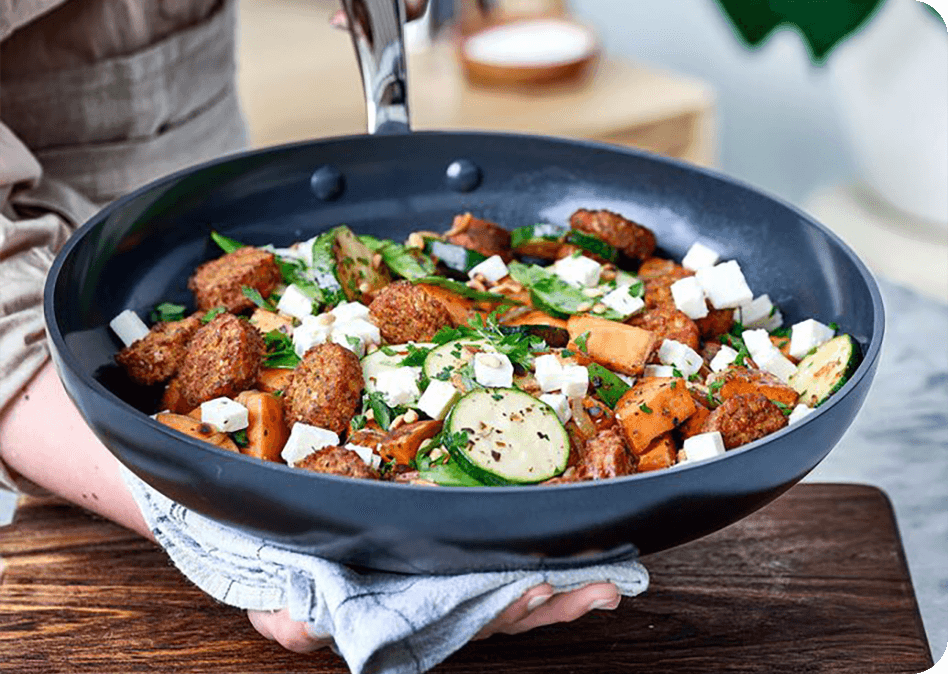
[0,484,933,673]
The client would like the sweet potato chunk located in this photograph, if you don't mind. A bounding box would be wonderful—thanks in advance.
[708,367,799,408]
[678,405,711,440]
[161,377,193,415]
[615,377,697,453]
[636,433,678,472]
[235,391,289,462]
[418,284,475,327]
[502,309,568,330]
[566,315,657,376]
[378,420,443,465]
[154,412,239,452]
[250,308,294,335]
[445,213,512,261]
[256,368,294,394]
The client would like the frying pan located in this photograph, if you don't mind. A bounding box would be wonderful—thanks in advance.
[44,0,884,573]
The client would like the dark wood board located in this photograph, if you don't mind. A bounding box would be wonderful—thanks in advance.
[0,484,934,673]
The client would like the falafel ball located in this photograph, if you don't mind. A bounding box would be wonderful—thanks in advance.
[569,209,657,262]
[188,246,282,313]
[115,313,203,385]
[283,343,363,434]
[176,313,265,408]
[296,446,379,479]
[700,393,788,449]
[369,280,453,344]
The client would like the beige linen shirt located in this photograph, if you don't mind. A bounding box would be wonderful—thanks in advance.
[0,0,248,489]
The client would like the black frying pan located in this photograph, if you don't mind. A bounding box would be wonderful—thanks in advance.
[44,0,884,573]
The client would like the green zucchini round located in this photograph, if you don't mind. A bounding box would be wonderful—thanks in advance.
[788,334,861,407]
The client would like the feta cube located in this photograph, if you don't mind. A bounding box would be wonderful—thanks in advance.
[416,379,461,420]
[734,294,777,329]
[109,310,150,347]
[600,286,645,317]
[741,328,776,364]
[473,352,514,388]
[539,393,572,425]
[695,261,753,309]
[293,315,333,357]
[560,365,589,398]
[346,443,382,470]
[681,242,721,271]
[789,319,836,360]
[756,349,798,383]
[658,339,704,378]
[643,364,675,378]
[468,255,509,283]
[281,423,339,466]
[374,368,422,406]
[788,404,816,424]
[679,431,726,464]
[534,354,564,393]
[670,276,709,319]
[200,397,249,433]
[709,345,740,372]
[552,254,601,288]
[331,301,371,323]
[276,284,314,320]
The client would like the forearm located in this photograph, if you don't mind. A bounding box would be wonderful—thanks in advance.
[0,360,154,541]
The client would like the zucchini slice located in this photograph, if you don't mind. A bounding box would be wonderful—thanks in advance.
[510,223,568,259]
[788,334,861,407]
[423,338,489,380]
[446,388,570,484]
[333,226,392,302]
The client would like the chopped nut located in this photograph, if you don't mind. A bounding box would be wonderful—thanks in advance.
[467,279,487,292]
[358,281,372,293]
[479,354,501,369]
[600,269,617,281]
[429,447,447,461]
[592,303,608,314]
[576,301,593,312]
[365,408,375,421]
[371,253,383,269]
[315,313,336,326]
[407,232,426,250]
[582,287,605,297]
[403,409,419,424]
[390,414,406,430]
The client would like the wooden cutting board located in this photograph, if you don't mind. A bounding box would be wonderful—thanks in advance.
[0,484,933,673]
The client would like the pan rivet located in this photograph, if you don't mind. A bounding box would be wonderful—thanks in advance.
[310,166,345,201]
[445,159,481,192]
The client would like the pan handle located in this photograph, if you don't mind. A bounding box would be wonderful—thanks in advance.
[340,0,412,135]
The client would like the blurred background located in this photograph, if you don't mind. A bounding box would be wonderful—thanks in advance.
[236,0,947,657]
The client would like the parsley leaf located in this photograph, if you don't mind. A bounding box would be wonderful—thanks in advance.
[150,302,186,323]
[575,331,591,354]
[263,330,301,369]
[231,429,249,447]
[211,231,246,254]
[350,414,367,431]
[773,400,793,416]
[399,343,432,367]
[366,391,395,431]
[201,306,227,324]
[639,403,653,414]
[242,286,276,311]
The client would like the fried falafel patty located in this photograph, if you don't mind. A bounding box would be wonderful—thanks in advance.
[283,343,363,434]
[296,446,379,479]
[115,314,203,385]
[700,393,788,449]
[188,246,282,312]
[369,280,453,343]
[176,313,265,407]
[569,209,657,262]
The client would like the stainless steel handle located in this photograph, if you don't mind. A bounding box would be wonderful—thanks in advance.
[340,0,412,135]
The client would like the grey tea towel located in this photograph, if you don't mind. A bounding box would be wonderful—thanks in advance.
[122,466,649,674]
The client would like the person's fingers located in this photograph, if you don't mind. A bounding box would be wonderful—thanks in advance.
[494,583,621,636]
[473,583,555,640]
[329,10,348,30]
[329,0,427,31]
[247,609,333,654]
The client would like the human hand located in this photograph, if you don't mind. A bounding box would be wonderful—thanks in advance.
[247,581,620,653]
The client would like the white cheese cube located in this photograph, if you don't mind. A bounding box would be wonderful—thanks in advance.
[109,310,150,347]
[670,277,709,320]
[330,301,371,323]
[534,354,564,393]
[281,423,339,466]
[468,255,509,283]
[658,339,704,378]
[756,349,798,383]
[741,328,776,364]
[293,315,333,357]
[600,286,645,317]
[346,443,382,470]
[709,345,740,372]
[552,254,601,287]
[200,397,249,433]
[428,241,468,271]
[695,261,754,309]
[473,352,514,388]
[681,242,721,271]
[788,404,816,424]
[616,373,637,387]
[643,364,675,378]
[559,365,589,398]
[416,379,461,420]
[789,319,836,360]
[374,368,422,406]
[539,393,572,425]
[276,284,314,320]
[734,294,776,329]
[679,431,726,464]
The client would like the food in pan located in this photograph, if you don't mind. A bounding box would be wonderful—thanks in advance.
[108,209,860,486]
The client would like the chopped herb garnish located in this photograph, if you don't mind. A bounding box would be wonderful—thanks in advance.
[263,330,301,369]
[399,343,432,367]
[671,380,677,389]
[434,366,453,381]
[639,403,653,414]
[350,414,367,431]
[770,326,791,338]
[828,322,839,332]
[688,373,700,382]
[241,286,276,311]
[491,392,504,401]
[346,335,362,351]
[366,391,395,431]
[379,345,398,356]
[432,311,544,371]
[561,349,575,358]
[210,231,246,254]
[201,306,227,324]
[575,331,591,354]
[150,302,187,323]
[231,429,249,448]
[773,400,793,416]
[671,366,684,378]
[769,305,778,317]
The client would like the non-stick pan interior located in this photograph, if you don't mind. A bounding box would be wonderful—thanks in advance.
[47,132,883,573]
